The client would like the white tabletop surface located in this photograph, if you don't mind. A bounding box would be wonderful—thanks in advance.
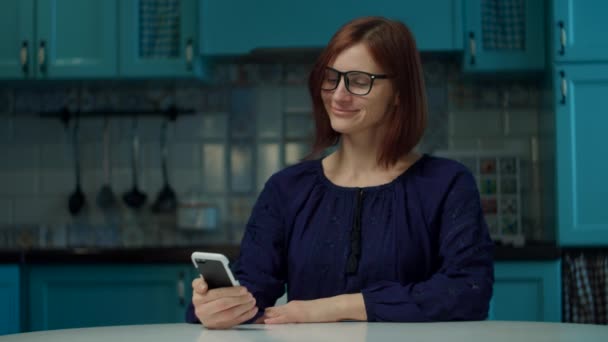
[1,321,607,342]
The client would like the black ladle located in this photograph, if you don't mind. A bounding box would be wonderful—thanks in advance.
[97,117,116,210]
[152,117,177,213]
[68,116,86,216]
[122,117,147,209]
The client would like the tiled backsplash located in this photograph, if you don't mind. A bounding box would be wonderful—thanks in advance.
[0,57,548,248]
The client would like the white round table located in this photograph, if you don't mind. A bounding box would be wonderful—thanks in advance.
[1,321,607,342]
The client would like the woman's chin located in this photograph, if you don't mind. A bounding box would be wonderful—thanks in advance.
[329,115,360,133]
[329,123,357,135]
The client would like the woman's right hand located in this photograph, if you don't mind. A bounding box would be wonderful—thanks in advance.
[191,277,258,329]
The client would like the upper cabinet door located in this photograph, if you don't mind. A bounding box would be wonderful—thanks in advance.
[555,65,608,246]
[463,0,546,72]
[553,0,608,62]
[0,0,34,79]
[199,0,462,55]
[35,0,118,78]
[120,0,197,77]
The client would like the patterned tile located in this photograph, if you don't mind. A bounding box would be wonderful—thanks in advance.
[14,89,42,114]
[0,143,40,170]
[0,198,13,225]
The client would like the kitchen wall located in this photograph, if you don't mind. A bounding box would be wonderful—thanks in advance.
[0,56,548,249]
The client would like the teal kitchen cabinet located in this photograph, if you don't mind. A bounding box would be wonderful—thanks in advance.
[489,261,561,322]
[199,0,463,55]
[36,0,118,78]
[0,0,118,79]
[120,0,199,77]
[0,0,34,79]
[463,0,546,72]
[27,264,193,331]
[552,0,608,62]
[0,265,20,335]
[554,65,608,246]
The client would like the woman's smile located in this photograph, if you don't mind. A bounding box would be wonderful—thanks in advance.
[331,106,359,117]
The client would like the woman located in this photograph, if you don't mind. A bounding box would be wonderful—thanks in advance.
[188,16,494,329]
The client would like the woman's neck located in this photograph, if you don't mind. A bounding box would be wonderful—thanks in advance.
[322,134,421,188]
[335,133,382,174]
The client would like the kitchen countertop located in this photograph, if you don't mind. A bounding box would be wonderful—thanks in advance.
[3,321,608,342]
[0,251,22,263]
[0,243,562,264]
[494,242,562,260]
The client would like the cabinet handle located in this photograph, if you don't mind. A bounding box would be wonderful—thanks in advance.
[20,40,29,75]
[560,71,567,105]
[177,271,185,306]
[558,21,566,56]
[185,38,193,71]
[38,40,47,74]
[468,32,476,65]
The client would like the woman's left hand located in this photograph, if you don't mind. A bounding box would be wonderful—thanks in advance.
[262,294,367,324]
[263,300,319,324]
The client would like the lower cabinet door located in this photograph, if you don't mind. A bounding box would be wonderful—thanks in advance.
[0,265,20,335]
[489,261,562,322]
[27,264,192,331]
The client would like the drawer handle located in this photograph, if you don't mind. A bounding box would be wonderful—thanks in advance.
[177,271,185,306]
[558,21,566,56]
[38,40,47,74]
[468,32,476,65]
[20,40,29,75]
[185,38,193,71]
[560,71,567,105]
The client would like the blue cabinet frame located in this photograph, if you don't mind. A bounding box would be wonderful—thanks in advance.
[490,261,561,322]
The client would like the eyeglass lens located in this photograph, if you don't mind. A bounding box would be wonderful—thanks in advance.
[322,68,373,95]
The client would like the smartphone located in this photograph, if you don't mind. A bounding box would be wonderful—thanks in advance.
[191,252,239,289]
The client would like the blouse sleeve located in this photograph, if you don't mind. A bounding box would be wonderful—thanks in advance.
[185,178,287,324]
[233,178,288,321]
[361,171,494,322]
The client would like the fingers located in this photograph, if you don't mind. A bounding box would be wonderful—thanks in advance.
[262,306,285,324]
[253,314,267,324]
[202,293,254,316]
[191,279,259,329]
[192,277,208,294]
[192,277,249,300]
[264,314,286,324]
[229,303,259,327]
[214,303,258,329]
[200,297,259,329]
[217,296,257,322]
[264,307,278,317]
[264,317,285,324]
[202,286,250,303]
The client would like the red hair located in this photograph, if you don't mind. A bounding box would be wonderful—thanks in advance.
[307,17,427,168]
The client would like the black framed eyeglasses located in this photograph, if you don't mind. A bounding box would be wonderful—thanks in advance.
[321,67,389,96]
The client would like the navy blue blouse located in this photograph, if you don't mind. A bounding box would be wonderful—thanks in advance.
[187,154,494,323]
